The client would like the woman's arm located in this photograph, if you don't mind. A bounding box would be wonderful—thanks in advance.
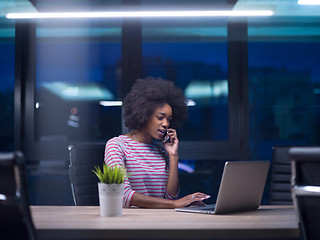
[130,191,208,209]
[166,154,180,197]
[164,129,180,197]
[104,138,136,207]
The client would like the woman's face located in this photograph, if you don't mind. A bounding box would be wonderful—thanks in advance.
[142,103,172,141]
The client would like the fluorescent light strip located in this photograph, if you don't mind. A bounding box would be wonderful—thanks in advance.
[298,0,320,5]
[6,10,273,19]
[99,101,122,107]
[99,100,196,107]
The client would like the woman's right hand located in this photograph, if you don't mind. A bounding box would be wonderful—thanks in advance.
[173,192,210,208]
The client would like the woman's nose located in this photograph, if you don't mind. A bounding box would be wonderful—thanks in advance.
[162,119,170,127]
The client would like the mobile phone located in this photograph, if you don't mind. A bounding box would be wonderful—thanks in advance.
[163,130,170,143]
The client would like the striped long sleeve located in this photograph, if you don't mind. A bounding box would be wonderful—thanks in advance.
[104,135,176,207]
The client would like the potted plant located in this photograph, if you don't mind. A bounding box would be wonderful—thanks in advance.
[93,164,126,217]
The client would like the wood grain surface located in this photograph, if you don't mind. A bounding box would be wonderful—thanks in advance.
[31,205,299,239]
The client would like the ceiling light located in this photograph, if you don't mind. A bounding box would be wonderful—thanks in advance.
[99,100,196,107]
[99,101,123,107]
[6,10,273,19]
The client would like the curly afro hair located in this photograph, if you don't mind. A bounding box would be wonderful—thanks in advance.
[123,77,188,130]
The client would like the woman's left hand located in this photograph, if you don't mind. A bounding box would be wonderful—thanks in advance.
[163,128,179,156]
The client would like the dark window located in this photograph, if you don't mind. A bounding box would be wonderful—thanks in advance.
[35,28,122,143]
[0,20,15,151]
[248,20,320,161]
[141,19,229,142]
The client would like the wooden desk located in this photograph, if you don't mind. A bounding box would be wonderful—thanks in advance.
[31,205,299,240]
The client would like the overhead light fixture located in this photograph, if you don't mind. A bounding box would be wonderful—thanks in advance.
[298,0,320,5]
[99,101,123,107]
[99,100,196,107]
[6,10,273,19]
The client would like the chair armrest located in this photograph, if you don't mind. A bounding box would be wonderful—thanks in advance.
[293,185,320,196]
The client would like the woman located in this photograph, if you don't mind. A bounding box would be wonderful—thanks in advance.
[104,77,209,208]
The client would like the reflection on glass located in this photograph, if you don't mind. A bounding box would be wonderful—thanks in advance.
[142,19,229,141]
[35,19,122,142]
[0,20,15,151]
[248,42,320,161]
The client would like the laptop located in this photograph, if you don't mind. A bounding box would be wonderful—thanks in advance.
[175,161,270,214]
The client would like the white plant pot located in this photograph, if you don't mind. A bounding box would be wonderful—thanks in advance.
[98,183,124,217]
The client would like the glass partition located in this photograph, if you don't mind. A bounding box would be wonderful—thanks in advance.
[35,19,122,143]
[142,18,229,141]
[0,19,15,151]
[248,16,320,160]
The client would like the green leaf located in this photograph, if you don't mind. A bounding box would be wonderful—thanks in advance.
[92,164,128,184]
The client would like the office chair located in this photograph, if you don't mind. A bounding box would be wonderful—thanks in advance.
[0,151,37,240]
[290,146,320,240]
[68,144,105,206]
[269,146,293,204]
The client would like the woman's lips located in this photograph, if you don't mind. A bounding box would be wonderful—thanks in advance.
[158,130,165,136]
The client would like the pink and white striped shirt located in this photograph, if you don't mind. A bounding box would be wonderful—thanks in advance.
[104,135,177,207]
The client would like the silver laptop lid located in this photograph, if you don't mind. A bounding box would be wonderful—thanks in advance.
[214,161,270,214]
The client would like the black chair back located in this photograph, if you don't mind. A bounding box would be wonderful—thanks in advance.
[0,151,37,240]
[269,146,293,204]
[68,144,105,206]
[290,146,320,240]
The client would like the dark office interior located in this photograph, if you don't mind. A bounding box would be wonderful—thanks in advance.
[1,0,320,227]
